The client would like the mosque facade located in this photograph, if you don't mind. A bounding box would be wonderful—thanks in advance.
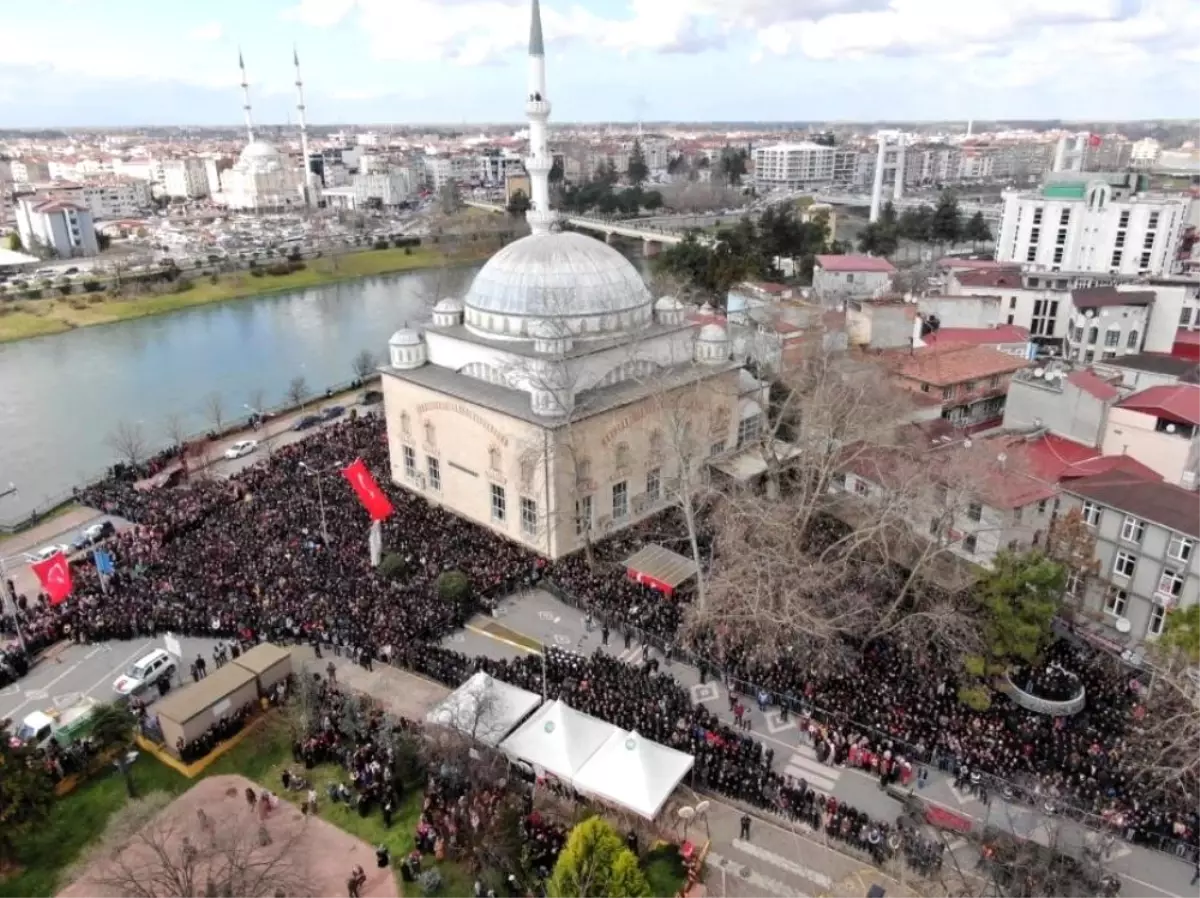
[380,0,764,559]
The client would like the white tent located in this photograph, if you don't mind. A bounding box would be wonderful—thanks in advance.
[498,699,616,781]
[573,729,695,819]
[424,671,542,747]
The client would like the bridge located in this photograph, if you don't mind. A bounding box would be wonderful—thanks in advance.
[464,201,688,254]
[809,192,1004,225]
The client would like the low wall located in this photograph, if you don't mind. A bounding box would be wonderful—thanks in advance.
[1004,675,1085,716]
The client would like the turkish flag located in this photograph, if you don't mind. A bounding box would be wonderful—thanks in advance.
[341,458,394,522]
[1088,133,1102,147]
[31,552,73,605]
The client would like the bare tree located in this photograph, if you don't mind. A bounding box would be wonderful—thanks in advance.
[351,348,378,381]
[105,420,150,468]
[246,387,268,418]
[81,802,313,898]
[162,413,188,450]
[285,376,310,410]
[202,392,226,434]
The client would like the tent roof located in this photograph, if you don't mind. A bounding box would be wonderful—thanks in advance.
[573,728,695,819]
[499,699,615,780]
[425,670,542,746]
[0,248,39,267]
[622,544,698,589]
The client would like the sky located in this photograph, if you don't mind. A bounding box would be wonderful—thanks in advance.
[1,0,1198,128]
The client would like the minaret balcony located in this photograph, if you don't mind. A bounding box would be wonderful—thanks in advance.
[525,99,552,118]
[525,156,552,175]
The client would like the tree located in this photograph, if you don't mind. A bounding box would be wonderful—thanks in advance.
[964,211,994,249]
[377,552,410,580]
[0,734,54,867]
[90,701,138,753]
[202,392,226,434]
[163,412,188,450]
[973,550,1064,673]
[351,348,378,380]
[898,204,934,244]
[5,231,21,252]
[626,139,649,187]
[285,376,309,409]
[506,189,531,218]
[642,190,664,212]
[439,178,462,215]
[666,154,687,176]
[1160,603,1200,665]
[653,231,757,303]
[856,221,898,258]
[548,157,564,184]
[930,190,963,247]
[718,146,748,187]
[105,420,150,468]
[436,570,471,610]
[547,817,650,898]
[1043,508,1099,608]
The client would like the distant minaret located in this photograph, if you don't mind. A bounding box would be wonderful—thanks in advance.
[524,0,555,235]
[966,119,973,137]
[294,46,314,207]
[239,50,255,143]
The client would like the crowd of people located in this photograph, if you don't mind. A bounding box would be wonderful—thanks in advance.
[1,414,1194,868]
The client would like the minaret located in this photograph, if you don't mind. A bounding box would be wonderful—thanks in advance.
[294,46,315,207]
[524,0,556,234]
[239,50,255,144]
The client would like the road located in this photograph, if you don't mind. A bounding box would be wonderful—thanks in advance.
[459,588,1193,898]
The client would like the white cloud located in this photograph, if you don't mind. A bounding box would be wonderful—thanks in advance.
[188,22,224,42]
[282,0,358,28]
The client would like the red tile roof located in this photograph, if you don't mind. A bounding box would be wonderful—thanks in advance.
[1066,369,1122,401]
[1115,384,1200,425]
[816,254,896,274]
[887,343,1029,386]
[923,324,1030,348]
[954,269,1024,288]
[994,433,1161,483]
[1072,286,1155,308]
[937,258,1015,271]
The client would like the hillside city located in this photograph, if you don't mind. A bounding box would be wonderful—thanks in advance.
[0,3,1198,898]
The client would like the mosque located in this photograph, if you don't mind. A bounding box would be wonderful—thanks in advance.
[380,0,765,559]
[215,51,320,212]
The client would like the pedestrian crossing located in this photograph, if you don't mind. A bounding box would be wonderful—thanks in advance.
[707,839,835,898]
[782,743,841,794]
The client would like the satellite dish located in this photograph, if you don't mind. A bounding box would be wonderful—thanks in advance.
[963,438,973,448]
[997,452,1008,464]
[695,801,710,815]
[1034,368,1045,377]
[678,807,696,820]
[1166,423,1177,433]
[1085,309,1096,318]
[1115,617,1132,634]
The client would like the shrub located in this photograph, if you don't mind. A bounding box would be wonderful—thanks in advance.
[417,869,442,896]
[249,268,265,278]
[372,239,390,251]
[209,273,220,284]
[287,250,302,263]
[24,288,42,300]
[404,246,412,255]
[171,278,194,294]
[378,553,409,580]
[58,284,72,297]
[957,684,992,711]
[436,570,471,607]
[82,279,102,292]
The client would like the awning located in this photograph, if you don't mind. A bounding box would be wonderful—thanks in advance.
[425,670,542,746]
[709,440,801,482]
[623,544,698,596]
[572,728,695,820]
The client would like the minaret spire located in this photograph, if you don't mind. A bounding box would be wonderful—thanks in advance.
[238,49,255,143]
[524,0,555,234]
[294,46,314,207]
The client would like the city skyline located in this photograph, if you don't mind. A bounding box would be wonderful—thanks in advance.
[2,0,1198,128]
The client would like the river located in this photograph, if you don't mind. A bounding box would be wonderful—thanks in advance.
[0,265,483,523]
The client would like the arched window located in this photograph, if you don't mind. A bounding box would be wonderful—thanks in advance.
[489,446,502,473]
[615,442,631,470]
[520,454,536,488]
[576,458,592,484]
[424,420,436,447]
[400,411,411,437]
[1126,329,1140,350]
[648,430,664,456]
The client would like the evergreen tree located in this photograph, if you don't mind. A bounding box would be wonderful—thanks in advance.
[626,139,649,186]
[506,189,531,218]
[547,817,651,898]
[0,735,55,867]
[978,550,1065,668]
[930,190,963,247]
[718,146,748,187]
[964,211,994,248]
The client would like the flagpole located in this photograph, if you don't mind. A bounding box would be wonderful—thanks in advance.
[0,554,29,654]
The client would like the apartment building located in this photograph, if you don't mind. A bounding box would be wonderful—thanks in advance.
[15,197,99,257]
[752,143,836,191]
[161,159,211,198]
[36,179,151,221]
[920,323,1032,359]
[812,254,895,301]
[1063,287,1152,364]
[996,173,1190,277]
[887,342,1031,430]
[1100,384,1200,489]
[10,158,51,183]
[1002,366,1122,446]
[424,155,476,190]
[1059,472,1198,647]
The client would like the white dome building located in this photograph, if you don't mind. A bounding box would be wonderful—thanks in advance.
[379,0,762,560]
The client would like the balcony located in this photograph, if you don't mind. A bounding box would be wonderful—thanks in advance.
[525,99,551,118]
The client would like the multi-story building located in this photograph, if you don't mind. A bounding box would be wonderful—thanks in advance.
[36,179,151,221]
[1130,138,1161,169]
[477,151,525,185]
[1100,384,1200,489]
[10,158,51,183]
[919,323,1032,359]
[353,168,416,207]
[955,147,995,181]
[996,173,1190,277]
[812,254,895,301]
[887,342,1030,430]
[1063,287,1152,364]
[1059,471,1199,648]
[424,154,476,190]
[903,144,961,187]
[1002,366,1122,446]
[752,143,836,191]
[161,159,211,198]
[15,196,99,257]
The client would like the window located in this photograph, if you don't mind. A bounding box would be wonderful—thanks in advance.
[967,502,983,522]
[575,495,592,535]
[941,385,956,400]
[1103,329,1120,348]
[1126,329,1139,350]
[853,477,870,496]
[403,445,417,480]
[1009,297,1018,310]
[1112,551,1136,579]
[963,380,977,392]
[709,441,725,458]
[520,456,536,489]
[1148,211,1160,229]
[646,468,661,502]
[1037,499,1048,514]
[1157,568,1184,602]
[1181,307,1193,327]
[1066,571,1082,596]
[424,420,436,446]
[1167,534,1194,563]
[1087,326,1099,344]
[1007,314,1015,326]
[963,534,978,554]
[427,456,441,492]
[1139,251,1152,270]
[575,458,592,485]
[1147,604,1166,637]
[489,446,502,473]
[737,415,762,447]
[929,517,942,536]
[614,442,631,470]
[920,383,930,393]
[846,273,855,283]
[400,410,411,437]
[1155,418,1197,438]
[1082,501,1101,527]
[1110,250,1122,269]
[520,497,537,537]
[831,471,846,490]
[1104,588,1127,617]
[1013,506,1024,524]
[490,484,506,522]
[612,481,628,519]
[1120,515,1145,544]
[648,430,664,456]
[1070,325,1084,342]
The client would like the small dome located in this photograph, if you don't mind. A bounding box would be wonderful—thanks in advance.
[698,323,728,342]
[654,296,684,311]
[529,319,563,339]
[433,297,463,313]
[389,328,423,346]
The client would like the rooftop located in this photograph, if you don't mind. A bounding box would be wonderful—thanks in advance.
[1064,472,1200,539]
[1115,384,1200,425]
[1065,368,1123,401]
[887,343,1029,387]
[987,432,1160,484]
[923,324,1030,348]
[1072,286,1155,309]
[1102,351,1200,382]
[937,258,1015,272]
[816,254,896,274]
[954,269,1025,289]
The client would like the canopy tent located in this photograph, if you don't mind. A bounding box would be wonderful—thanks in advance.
[498,699,615,781]
[0,248,39,267]
[572,728,695,820]
[425,670,542,747]
[622,544,697,597]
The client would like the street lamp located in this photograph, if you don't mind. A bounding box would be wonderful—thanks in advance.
[0,484,29,653]
[297,462,330,545]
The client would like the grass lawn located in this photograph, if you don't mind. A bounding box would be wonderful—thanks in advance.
[0,243,496,345]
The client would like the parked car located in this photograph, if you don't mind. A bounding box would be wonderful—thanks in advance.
[223,439,259,460]
[72,520,115,550]
[23,544,70,564]
[113,648,175,697]
[320,405,345,421]
[292,415,321,431]
[359,389,383,405]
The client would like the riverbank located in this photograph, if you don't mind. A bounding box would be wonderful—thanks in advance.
[0,244,493,344]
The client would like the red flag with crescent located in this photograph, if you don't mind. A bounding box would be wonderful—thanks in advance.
[31,551,73,605]
[341,458,394,522]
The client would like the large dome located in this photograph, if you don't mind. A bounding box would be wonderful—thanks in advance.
[463,232,652,341]
[236,139,286,173]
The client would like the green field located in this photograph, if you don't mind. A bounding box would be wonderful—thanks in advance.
[0,243,495,345]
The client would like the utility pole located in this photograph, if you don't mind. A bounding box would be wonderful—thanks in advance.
[298,462,330,545]
[0,486,28,653]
